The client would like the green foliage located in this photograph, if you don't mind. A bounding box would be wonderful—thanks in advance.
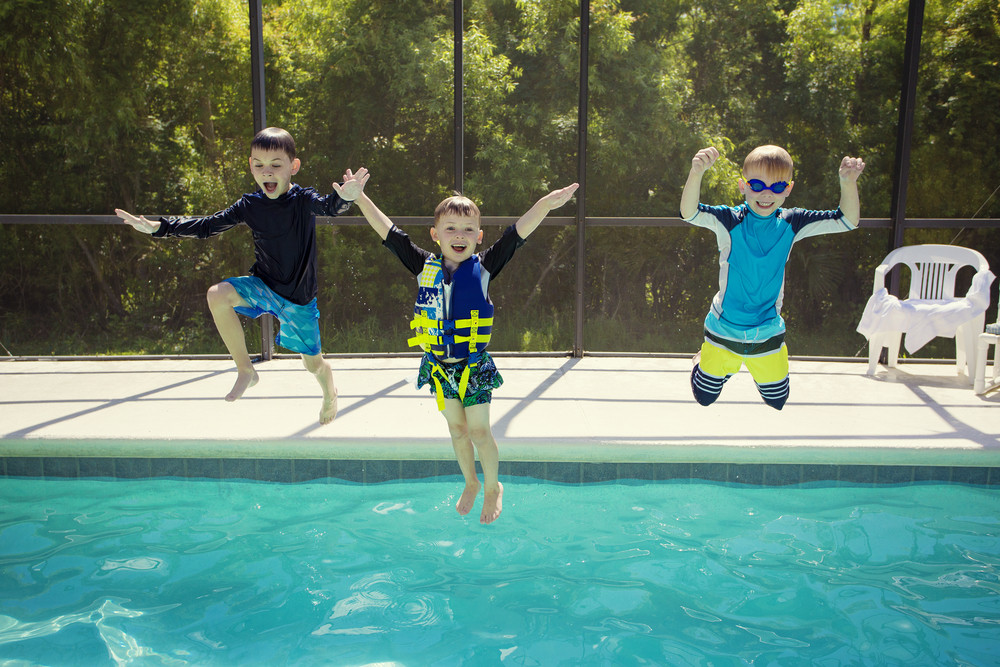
[0,0,997,357]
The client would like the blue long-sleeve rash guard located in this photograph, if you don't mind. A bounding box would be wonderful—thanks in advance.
[153,185,351,305]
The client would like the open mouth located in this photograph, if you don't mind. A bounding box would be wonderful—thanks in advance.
[755,201,775,210]
[263,181,278,195]
[450,243,468,253]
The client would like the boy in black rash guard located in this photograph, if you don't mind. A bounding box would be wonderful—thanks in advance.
[116,127,367,425]
[340,170,577,524]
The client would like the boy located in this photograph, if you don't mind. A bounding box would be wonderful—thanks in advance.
[680,145,865,409]
[338,171,577,524]
[117,127,367,425]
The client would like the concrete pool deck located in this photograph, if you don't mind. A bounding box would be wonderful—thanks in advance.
[1,356,997,467]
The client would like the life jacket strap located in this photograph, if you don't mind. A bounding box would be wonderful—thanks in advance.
[407,311,436,351]
[408,310,492,351]
[428,361,448,411]
[424,350,485,412]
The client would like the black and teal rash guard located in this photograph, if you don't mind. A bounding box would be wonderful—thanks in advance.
[684,203,856,345]
[153,184,351,305]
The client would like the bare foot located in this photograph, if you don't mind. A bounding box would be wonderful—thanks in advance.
[480,482,503,524]
[225,368,259,402]
[319,387,338,425]
[456,480,480,516]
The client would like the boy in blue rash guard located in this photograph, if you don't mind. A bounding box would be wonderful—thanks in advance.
[680,145,865,409]
[116,128,368,425]
[341,172,578,524]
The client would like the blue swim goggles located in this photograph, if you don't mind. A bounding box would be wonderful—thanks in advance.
[746,179,789,194]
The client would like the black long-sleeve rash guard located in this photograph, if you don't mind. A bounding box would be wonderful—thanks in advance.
[153,185,351,305]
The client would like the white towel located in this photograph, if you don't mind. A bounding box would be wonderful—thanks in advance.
[856,269,995,353]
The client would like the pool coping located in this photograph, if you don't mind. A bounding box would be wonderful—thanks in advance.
[3,453,998,487]
[2,356,998,484]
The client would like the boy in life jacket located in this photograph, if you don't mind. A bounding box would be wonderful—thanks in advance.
[680,145,865,409]
[117,128,367,425]
[339,171,578,524]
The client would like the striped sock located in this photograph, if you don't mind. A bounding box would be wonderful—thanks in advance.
[691,365,729,406]
[756,376,789,410]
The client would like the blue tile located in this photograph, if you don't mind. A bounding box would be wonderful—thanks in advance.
[801,465,838,483]
[582,463,618,483]
[150,459,187,478]
[875,466,914,484]
[293,459,329,482]
[186,459,223,479]
[691,463,727,482]
[617,463,658,481]
[43,457,79,478]
[912,466,946,482]
[7,457,43,477]
[839,465,877,485]
[730,464,765,485]
[656,463,694,482]
[765,465,803,486]
[507,461,544,480]
[401,460,440,480]
[950,467,988,485]
[78,458,115,478]
[221,458,257,480]
[257,459,292,483]
[543,462,581,484]
[329,460,364,483]
[116,459,152,479]
[365,460,401,483]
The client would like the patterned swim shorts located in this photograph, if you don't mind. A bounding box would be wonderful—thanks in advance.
[224,276,321,356]
[416,352,503,407]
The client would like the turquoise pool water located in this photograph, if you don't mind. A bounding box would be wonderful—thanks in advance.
[0,477,998,666]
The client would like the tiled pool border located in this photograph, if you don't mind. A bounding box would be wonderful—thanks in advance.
[2,456,998,486]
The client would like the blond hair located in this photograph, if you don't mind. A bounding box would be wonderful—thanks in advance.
[433,194,481,225]
[743,145,793,182]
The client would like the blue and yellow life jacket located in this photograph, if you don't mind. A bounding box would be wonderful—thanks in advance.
[408,256,494,410]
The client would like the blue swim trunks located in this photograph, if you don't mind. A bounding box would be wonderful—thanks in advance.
[224,276,322,356]
[416,352,503,407]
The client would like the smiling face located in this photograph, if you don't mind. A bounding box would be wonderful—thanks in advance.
[249,147,300,199]
[430,213,483,268]
[740,145,795,216]
[739,167,794,216]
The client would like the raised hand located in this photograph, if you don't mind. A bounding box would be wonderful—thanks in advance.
[691,147,720,175]
[115,208,160,234]
[540,182,580,211]
[839,156,865,182]
[332,167,370,201]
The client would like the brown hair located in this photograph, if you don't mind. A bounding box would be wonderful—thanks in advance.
[251,127,296,160]
[743,145,793,182]
[433,194,481,225]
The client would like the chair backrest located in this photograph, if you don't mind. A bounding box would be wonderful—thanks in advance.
[880,244,989,300]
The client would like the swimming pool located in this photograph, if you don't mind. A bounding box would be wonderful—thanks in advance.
[1,476,997,666]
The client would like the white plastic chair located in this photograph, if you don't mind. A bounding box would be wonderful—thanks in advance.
[975,321,1000,395]
[859,244,993,381]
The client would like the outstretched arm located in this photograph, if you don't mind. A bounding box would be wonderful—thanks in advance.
[352,192,395,241]
[116,209,160,234]
[680,147,719,220]
[331,167,369,202]
[333,170,394,241]
[514,183,579,239]
[837,156,865,226]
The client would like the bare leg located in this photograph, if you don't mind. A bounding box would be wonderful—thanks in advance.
[303,353,338,425]
[441,399,480,516]
[464,403,502,524]
[206,282,258,401]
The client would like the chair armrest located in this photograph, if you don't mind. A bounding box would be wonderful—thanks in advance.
[871,264,891,293]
